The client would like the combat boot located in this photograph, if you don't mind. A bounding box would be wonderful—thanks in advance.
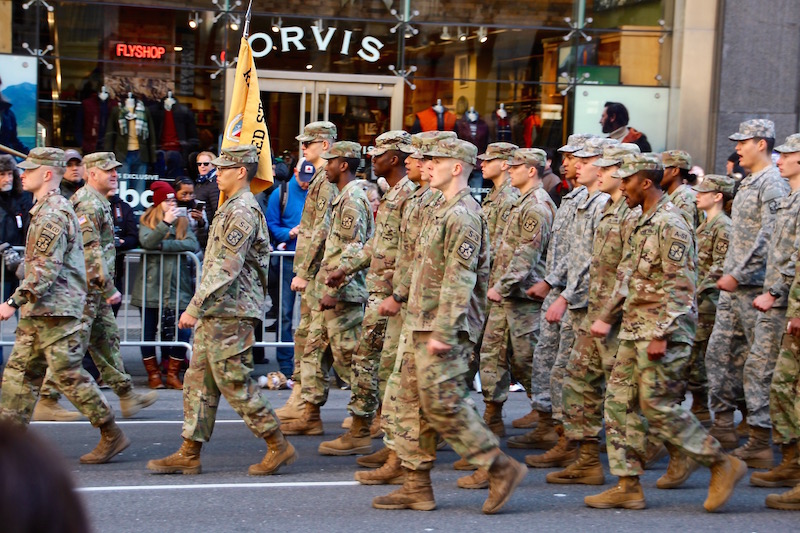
[164,358,184,390]
[704,455,746,511]
[453,457,478,471]
[483,453,527,514]
[731,426,774,469]
[709,411,739,449]
[751,442,800,487]
[275,385,305,421]
[248,430,298,475]
[525,425,578,468]
[766,485,800,510]
[80,420,130,464]
[458,468,489,489]
[644,440,668,469]
[32,398,83,422]
[318,415,373,455]
[370,407,384,439]
[146,439,202,474]
[281,403,323,435]
[372,468,436,511]
[585,476,646,509]
[142,357,165,389]
[357,445,391,468]
[355,450,405,485]
[736,412,749,438]
[119,389,159,418]
[342,416,353,429]
[483,401,505,437]
[691,390,711,427]
[546,441,605,485]
[656,443,699,489]
[506,411,557,449]
[512,408,539,429]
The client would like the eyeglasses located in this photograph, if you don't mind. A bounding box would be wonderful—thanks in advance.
[301,140,322,148]
[197,162,212,167]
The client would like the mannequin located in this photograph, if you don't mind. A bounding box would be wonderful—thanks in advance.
[77,85,116,154]
[455,106,490,193]
[105,91,156,192]
[495,103,511,142]
[149,91,200,164]
[411,98,457,133]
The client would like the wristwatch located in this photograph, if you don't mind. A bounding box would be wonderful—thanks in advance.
[768,288,783,299]
[392,293,406,304]
[6,296,19,309]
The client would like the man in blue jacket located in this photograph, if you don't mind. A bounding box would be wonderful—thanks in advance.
[266,160,312,377]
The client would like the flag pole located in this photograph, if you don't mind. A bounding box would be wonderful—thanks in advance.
[242,0,253,39]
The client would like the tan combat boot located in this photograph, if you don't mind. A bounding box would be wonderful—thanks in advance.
[546,440,605,485]
[709,411,739,449]
[506,411,557,449]
[585,476,646,510]
[453,457,478,471]
[372,468,436,511]
[275,385,305,421]
[458,468,489,489]
[357,445,391,468]
[119,389,159,418]
[512,408,539,429]
[731,426,774,469]
[249,430,298,475]
[80,420,131,464]
[143,357,165,389]
[164,358,184,390]
[525,425,578,468]
[355,449,405,485]
[483,401,505,437]
[644,439,668,469]
[32,398,83,422]
[281,403,323,436]
[691,390,711,428]
[736,412,749,438]
[146,439,202,474]
[370,407,384,439]
[318,415,373,456]
[766,485,800,510]
[482,453,527,514]
[704,455,746,512]
[751,442,800,487]
[656,443,699,489]
[342,416,353,429]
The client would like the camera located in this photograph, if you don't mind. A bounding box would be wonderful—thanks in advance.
[175,207,188,217]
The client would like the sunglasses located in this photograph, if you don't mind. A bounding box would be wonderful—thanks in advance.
[197,162,212,167]
[302,140,323,148]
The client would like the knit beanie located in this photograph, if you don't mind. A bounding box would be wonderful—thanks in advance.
[151,181,176,207]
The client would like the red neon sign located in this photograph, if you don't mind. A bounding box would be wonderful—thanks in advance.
[115,43,167,60]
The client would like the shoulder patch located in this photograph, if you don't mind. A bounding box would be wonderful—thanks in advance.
[501,208,511,222]
[667,241,687,262]
[317,197,326,211]
[714,237,729,255]
[669,226,691,243]
[523,215,539,233]
[35,219,64,254]
[457,241,476,260]
[223,217,254,251]
[768,199,778,215]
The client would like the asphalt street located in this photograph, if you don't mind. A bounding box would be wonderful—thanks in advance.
[5,347,800,533]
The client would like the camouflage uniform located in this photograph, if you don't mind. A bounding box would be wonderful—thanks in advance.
[301,142,374,407]
[181,146,279,443]
[662,150,700,229]
[706,120,790,420]
[338,132,417,418]
[40,153,133,401]
[291,122,338,384]
[0,148,112,427]
[480,149,554,405]
[604,155,725,477]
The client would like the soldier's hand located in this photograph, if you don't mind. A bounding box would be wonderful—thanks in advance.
[647,339,667,361]
[545,295,568,323]
[487,287,502,303]
[527,280,551,300]
[325,268,347,288]
[178,311,198,329]
[427,337,452,355]
[378,296,401,317]
[290,276,308,292]
[753,293,776,312]
[590,320,612,338]
[106,291,122,306]
[787,318,800,337]
[0,302,16,321]
[717,274,738,292]
[320,294,338,310]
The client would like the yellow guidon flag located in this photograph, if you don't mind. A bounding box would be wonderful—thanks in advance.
[220,36,273,204]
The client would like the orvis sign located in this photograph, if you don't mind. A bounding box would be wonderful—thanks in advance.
[248,25,385,63]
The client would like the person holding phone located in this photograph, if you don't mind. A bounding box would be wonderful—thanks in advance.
[175,177,208,249]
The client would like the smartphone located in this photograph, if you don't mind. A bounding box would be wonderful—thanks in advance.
[195,200,206,210]
[175,207,188,217]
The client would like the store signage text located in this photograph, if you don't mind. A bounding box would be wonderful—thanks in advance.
[248,26,384,63]
[114,43,167,60]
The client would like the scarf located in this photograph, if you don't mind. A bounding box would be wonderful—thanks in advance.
[118,100,149,140]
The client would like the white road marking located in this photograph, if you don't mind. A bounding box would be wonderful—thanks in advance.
[78,481,360,492]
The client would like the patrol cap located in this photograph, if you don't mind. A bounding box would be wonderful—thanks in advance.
[211,145,259,167]
[573,137,619,158]
[64,149,83,164]
[612,152,663,178]
[477,142,519,161]
[729,119,775,141]
[297,159,315,182]
[507,148,547,167]
[370,130,411,156]
[405,131,458,159]
[558,133,596,153]
[692,174,735,195]
[17,147,67,170]
[321,141,362,160]
[661,150,692,169]
[426,138,478,166]
[593,143,641,168]
[775,133,800,153]
[296,121,337,142]
[83,151,122,171]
